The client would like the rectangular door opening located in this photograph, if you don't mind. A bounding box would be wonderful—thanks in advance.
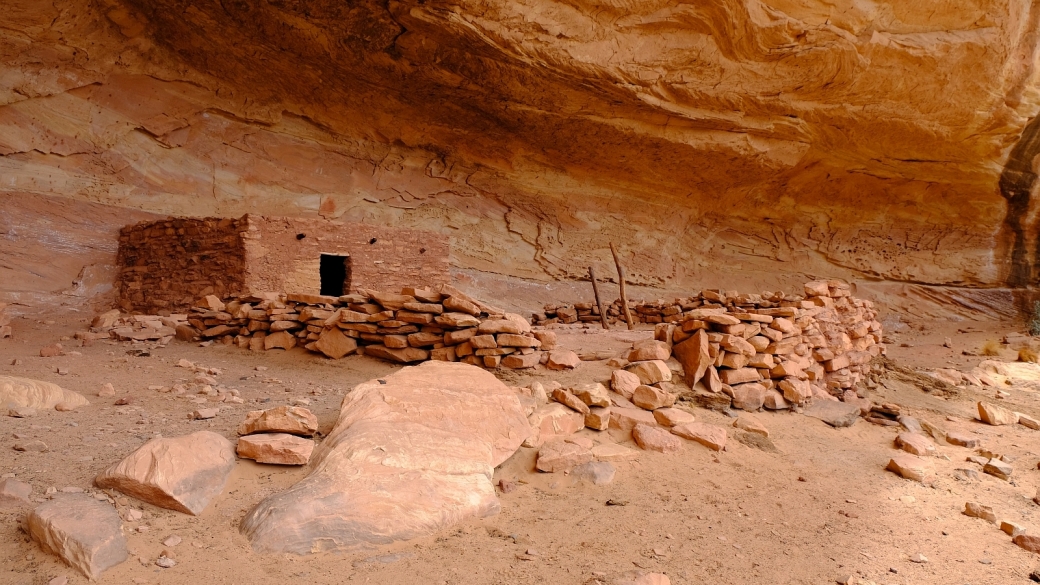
[319,254,351,297]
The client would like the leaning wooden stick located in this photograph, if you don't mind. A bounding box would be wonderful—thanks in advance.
[588,266,609,330]
[609,242,634,330]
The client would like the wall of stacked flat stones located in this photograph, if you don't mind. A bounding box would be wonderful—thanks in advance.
[538,280,883,399]
[242,216,450,296]
[116,218,247,313]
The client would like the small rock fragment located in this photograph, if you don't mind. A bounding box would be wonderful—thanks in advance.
[977,401,1018,426]
[963,502,997,523]
[585,406,611,431]
[1001,521,1027,537]
[671,422,727,451]
[0,477,32,508]
[7,406,36,418]
[632,385,676,411]
[572,461,616,485]
[886,455,934,483]
[536,439,592,473]
[895,432,936,457]
[590,443,640,462]
[733,415,769,437]
[945,430,980,448]
[983,458,1013,481]
[633,424,682,453]
[236,434,314,465]
[804,400,860,428]
[653,407,695,427]
[13,440,48,452]
[1014,534,1040,554]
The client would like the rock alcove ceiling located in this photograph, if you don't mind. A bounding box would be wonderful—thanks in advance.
[3,0,1040,302]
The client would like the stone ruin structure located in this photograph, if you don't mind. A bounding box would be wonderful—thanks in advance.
[92,279,883,410]
[115,215,450,314]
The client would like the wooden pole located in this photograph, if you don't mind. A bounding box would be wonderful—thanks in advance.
[609,242,634,330]
[588,266,610,330]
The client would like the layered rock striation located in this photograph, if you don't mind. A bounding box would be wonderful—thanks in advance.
[3,0,1040,299]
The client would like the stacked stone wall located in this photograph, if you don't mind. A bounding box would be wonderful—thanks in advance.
[116,218,247,313]
[116,215,451,313]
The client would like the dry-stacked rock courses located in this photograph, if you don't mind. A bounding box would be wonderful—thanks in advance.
[614,280,883,409]
[172,284,549,369]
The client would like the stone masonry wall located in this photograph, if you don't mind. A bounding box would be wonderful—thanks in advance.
[242,215,450,296]
[116,218,248,313]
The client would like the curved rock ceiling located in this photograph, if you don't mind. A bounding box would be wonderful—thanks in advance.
[3,0,1040,291]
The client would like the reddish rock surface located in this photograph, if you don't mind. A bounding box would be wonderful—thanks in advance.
[237,433,315,465]
[240,361,530,554]
[27,494,128,580]
[238,406,318,437]
[94,431,236,515]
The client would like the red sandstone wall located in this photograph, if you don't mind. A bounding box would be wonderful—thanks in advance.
[242,215,450,296]
[117,218,247,313]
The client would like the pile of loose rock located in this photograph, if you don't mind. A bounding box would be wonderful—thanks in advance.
[606,280,884,411]
[0,302,11,339]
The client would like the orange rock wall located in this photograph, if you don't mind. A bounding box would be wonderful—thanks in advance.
[3,0,1040,303]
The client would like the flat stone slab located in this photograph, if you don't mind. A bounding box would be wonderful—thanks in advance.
[28,494,128,580]
[573,461,616,485]
[95,430,235,515]
[0,477,31,508]
[803,400,860,428]
[237,433,314,465]
[238,405,317,436]
[240,361,531,554]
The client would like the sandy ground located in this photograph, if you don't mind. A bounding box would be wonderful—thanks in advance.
[3,308,1040,585]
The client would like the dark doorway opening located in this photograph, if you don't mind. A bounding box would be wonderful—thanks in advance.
[319,254,351,297]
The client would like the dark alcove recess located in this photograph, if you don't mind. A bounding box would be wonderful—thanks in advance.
[319,254,351,297]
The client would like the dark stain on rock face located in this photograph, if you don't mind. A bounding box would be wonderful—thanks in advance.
[1000,116,1040,286]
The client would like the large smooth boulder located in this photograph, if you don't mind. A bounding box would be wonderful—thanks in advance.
[28,494,128,580]
[240,361,531,554]
[0,376,89,410]
[94,431,235,515]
